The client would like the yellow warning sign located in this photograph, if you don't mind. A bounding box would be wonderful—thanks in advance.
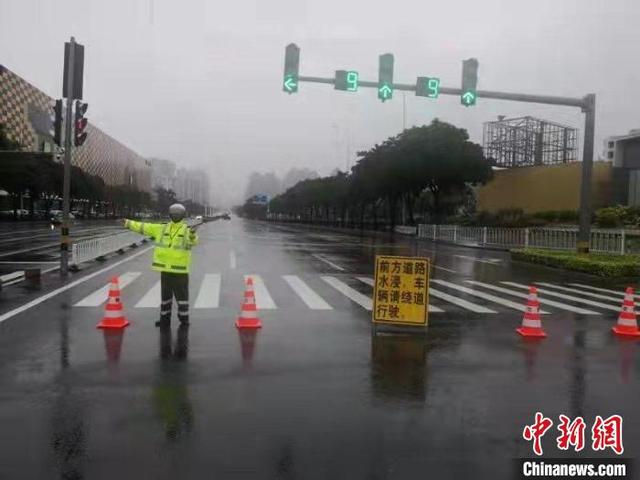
[372,255,430,327]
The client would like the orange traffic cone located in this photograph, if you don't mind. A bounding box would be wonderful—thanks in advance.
[236,278,262,329]
[516,286,547,338]
[97,276,130,329]
[612,287,640,337]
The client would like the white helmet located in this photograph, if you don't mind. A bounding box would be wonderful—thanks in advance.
[169,203,186,222]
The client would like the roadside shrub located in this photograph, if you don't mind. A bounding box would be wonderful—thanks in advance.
[595,207,623,228]
[511,249,640,277]
[531,210,579,224]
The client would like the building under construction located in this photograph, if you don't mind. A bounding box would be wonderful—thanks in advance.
[483,116,578,168]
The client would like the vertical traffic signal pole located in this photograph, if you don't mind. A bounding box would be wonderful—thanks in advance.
[577,94,596,253]
[61,37,75,275]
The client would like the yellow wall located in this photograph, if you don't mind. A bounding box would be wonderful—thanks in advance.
[476,162,612,214]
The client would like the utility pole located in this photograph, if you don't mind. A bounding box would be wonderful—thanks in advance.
[577,94,596,253]
[402,91,406,131]
[61,37,75,275]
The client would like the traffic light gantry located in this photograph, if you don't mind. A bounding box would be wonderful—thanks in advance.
[282,44,472,106]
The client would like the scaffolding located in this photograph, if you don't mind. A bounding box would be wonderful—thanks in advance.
[483,116,578,168]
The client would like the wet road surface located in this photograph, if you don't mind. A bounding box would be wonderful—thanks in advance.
[0,219,637,479]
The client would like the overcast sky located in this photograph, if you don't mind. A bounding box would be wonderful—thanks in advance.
[1,0,638,205]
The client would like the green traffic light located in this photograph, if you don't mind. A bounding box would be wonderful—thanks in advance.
[378,53,394,102]
[283,74,298,94]
[378,83,393,101]
[461,91,476,106]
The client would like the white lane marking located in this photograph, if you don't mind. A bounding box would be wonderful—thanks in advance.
[466,281,599,315]
[434,265,458,273]
[244,275,276,309]
[355,277,444,313]
[536,282,622,304]
[0,261,58,265]
[74,272,141,307]
[312,254,345,271]
[283,275,332,310]
[194,273,221,308]
[429,287,496,313]
[431,279,549,313]
[135,281,161,308]
[501,282,620,312]
[568,283,629,297]
[323,276,372,310]
[0,271,24,283]
[229,250,237,269]
[454,254,502,265]
[0,246,154,324]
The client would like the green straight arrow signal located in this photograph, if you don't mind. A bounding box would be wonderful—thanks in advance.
[461,91,476,106]
[379,84,392,101]
[284,75,298,93]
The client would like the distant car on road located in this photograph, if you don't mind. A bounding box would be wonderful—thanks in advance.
[50,211,75,226]
[195,215,203,222]
[222,212,231,220]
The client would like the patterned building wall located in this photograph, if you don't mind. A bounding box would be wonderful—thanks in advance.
[0,65,151,191]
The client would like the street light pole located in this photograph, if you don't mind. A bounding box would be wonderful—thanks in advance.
[61,37,75,275]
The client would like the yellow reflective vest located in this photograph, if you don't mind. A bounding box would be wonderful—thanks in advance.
[125,219,198,274]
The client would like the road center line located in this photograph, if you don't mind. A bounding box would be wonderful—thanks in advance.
[0,246,153,324]
[229,250,237,269]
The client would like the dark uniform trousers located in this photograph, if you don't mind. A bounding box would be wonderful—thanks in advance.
[160,272,189,324]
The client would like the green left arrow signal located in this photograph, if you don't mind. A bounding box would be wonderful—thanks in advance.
[378,83,392,101]
[283,75,298,94]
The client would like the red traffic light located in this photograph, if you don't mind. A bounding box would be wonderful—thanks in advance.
[74,101,89,147]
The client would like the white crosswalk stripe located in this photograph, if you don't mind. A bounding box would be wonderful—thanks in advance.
[466,281,599,315]
[429,288,495,313]
[356,277,444,313]
[283,275,332,310]
[431,279,550,313]
[244,274,276,309]
[536,282,623,304]
[323,276,372,310]
[135,281,161,308]
[194,273,221,309]
[501,282,620,312]
[568,283,629,298]
[74,272,141,307]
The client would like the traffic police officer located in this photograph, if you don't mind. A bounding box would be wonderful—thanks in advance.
[124,203,198,327]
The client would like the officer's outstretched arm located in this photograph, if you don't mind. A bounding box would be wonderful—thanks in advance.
[125,219,163,241]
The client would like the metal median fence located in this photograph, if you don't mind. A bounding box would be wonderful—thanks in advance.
[415,224,635,255]
[71,231,146,267]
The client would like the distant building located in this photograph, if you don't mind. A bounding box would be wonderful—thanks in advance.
[150,158,177,191]
[0,64,151,192]
[150,160,210,206]
[604,129,640,206]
